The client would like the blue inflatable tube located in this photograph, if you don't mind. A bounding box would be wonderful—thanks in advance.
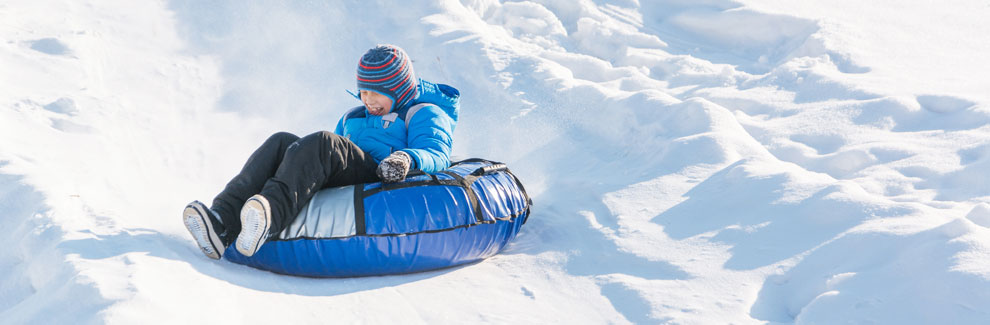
[224,159,532,277]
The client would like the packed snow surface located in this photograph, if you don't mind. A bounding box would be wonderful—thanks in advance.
[2,0,990,323]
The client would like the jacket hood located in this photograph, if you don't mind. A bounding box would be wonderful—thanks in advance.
[410,79,460,122]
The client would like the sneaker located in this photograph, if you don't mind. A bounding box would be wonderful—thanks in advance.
[183,200,227,260]
[236,194,272,257]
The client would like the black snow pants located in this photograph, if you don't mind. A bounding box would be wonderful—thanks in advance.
[210,131,380,238]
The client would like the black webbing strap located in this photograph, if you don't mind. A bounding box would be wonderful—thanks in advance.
[406,169,427,178]
[367,175,448,196]
[353,184,366,236]
[440,171,485,223]
[457,157,532,210]
[498,167,533,223]
[471,163,507,176]
[504,167,533,206]
[453,158,496,165]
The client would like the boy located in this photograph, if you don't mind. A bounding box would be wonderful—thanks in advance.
[182,44,460,259]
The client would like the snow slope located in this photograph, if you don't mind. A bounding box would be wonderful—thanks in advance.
[2,0,989,323]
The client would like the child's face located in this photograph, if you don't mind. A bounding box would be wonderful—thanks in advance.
[360,90,394,116]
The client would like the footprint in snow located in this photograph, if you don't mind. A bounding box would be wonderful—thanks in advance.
[520,286,535,300]
[43,97,79,115]
[29,38,72,56]
[41,97,93,134]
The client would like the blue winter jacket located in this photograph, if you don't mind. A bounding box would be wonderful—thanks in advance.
[334,79,460,174]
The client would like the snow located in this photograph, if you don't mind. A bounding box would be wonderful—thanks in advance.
[2,0,989,323]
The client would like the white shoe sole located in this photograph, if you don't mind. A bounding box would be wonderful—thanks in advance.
[237,195,272,257]
[183,201,224,260]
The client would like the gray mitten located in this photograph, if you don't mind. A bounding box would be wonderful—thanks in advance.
[377,151,411,183]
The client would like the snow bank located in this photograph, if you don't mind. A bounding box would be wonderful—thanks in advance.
[2,0,989,323]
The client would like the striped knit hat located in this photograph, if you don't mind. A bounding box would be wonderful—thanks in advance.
[356,45,419,110]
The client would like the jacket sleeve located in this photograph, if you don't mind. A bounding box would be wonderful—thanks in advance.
[401,105,455,173]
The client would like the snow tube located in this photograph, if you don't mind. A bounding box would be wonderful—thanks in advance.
[223,158,532,277]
